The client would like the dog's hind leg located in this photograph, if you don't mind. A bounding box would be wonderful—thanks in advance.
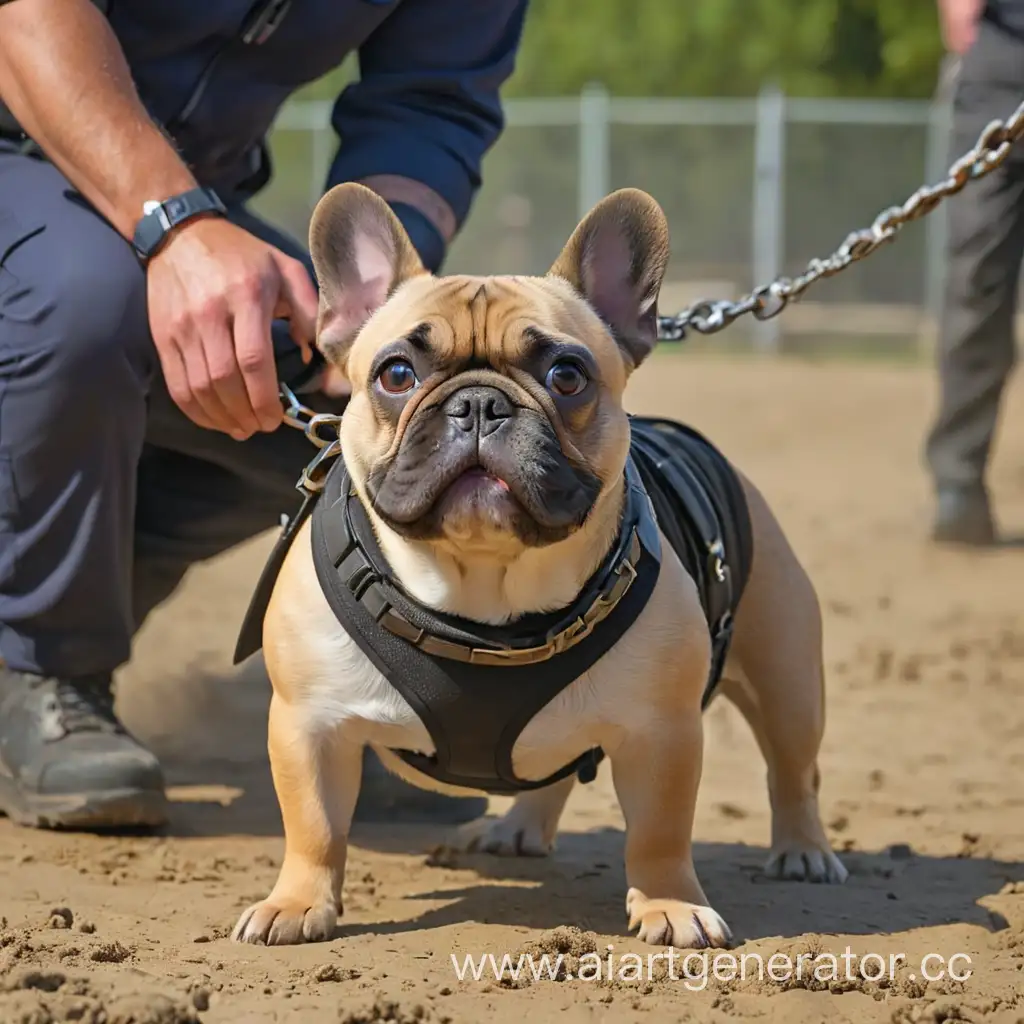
[450,775,575,857]
[722,477,847,885]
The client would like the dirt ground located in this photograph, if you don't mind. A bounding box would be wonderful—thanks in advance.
[1,353,1023,1024]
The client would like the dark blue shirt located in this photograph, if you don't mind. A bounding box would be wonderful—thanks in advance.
[106,0,528,227]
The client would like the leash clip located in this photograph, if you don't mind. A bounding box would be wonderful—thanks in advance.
[279,381,344,495]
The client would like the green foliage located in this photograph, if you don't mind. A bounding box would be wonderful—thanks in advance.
[294,1,945,105]
[508,0,945,98]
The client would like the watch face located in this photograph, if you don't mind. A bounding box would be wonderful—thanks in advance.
[164,195,190,222]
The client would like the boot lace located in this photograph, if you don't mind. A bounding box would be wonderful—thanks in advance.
[48,675,120,734]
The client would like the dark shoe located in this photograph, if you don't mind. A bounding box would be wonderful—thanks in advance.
[0,668,168,830]
[353,748,488,825]
[931,484,998,547]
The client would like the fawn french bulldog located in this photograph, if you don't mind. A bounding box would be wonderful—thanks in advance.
[231,183,847,949]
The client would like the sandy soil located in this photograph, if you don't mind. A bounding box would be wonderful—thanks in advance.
[1,353,1023,1024]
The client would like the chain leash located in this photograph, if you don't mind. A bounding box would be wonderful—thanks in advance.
[656,97,1024,340]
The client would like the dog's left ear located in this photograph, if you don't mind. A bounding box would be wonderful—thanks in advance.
[309,182,427,370]
[548,188,669,370]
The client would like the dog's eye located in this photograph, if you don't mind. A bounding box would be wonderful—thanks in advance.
[545,360,588,397]
[378,359,418,395]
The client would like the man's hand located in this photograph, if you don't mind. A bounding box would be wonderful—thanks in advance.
[147,218,318,439]
[938,0,984,54]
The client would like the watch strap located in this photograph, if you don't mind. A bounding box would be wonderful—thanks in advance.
[133,186,227,262]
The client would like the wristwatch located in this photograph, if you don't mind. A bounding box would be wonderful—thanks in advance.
[132,186,227,263]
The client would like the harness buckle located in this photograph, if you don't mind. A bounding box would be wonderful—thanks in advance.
[708,538,727,583]
[296,438,342,494]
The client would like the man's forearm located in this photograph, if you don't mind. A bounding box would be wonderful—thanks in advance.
[0,0,197,239]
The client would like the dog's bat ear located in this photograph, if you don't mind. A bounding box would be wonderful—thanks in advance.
[309,182,427,370]
[548,188,669,370]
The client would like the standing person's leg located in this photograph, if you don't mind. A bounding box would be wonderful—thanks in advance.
[925,21,1024,544]
[0,146,165,827]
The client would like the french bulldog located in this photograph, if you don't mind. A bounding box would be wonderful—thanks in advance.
[231,183,847,949]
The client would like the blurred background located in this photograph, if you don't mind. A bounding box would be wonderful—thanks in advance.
[252,0,956,357]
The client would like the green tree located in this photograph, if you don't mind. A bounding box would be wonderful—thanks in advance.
[286,0,946,106]
[508,0,945,98]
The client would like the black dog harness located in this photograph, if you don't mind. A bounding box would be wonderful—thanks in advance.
[234,417,753,795]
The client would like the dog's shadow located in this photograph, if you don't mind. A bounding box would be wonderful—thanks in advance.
[156,758,1021,943]
[331,824,1020,944]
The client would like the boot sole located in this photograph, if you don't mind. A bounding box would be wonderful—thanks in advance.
[0,775,168,831]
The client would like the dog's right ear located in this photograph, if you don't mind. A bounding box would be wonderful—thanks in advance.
[309,183,427,370]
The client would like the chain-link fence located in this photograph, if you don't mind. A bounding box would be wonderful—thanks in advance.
[252,86,957,353]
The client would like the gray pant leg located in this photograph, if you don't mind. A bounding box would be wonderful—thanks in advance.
[0,151,154,676]
[925,21,1024,489]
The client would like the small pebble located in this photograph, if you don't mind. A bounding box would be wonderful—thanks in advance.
[47,907,73,930]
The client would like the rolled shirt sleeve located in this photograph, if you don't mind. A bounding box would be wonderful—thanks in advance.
[327,0,529,233]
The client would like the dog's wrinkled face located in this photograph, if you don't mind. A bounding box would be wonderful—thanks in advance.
[308,185,669,556]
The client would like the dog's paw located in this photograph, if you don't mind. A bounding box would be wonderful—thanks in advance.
[626,888,732,949]
[450,814,555,857]
[764,845,848,884]
[231,897,338,945]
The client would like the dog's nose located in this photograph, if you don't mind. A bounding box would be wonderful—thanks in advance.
[446,386,514,437]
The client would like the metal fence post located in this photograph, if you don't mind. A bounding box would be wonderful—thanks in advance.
[923,56,957,354]
[310,108,332,212]
[578,82,611,221]
[752,83,786,353]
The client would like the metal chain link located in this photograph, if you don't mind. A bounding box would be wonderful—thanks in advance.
[657,96,1024,341]
[279,382,343,493]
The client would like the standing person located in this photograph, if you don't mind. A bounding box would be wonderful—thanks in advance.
[926,0,1023,545]
[0,0,527,830]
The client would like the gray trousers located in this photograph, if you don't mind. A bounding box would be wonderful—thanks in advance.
[926,19,1024,490]
[0,142,339,678]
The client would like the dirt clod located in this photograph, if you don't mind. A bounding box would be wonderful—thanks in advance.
[46,910,72,931]
[89,942,131,964]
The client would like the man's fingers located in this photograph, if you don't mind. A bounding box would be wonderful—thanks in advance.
[156,335,218,432]
[274,255,319,362]
[180,316,256,438]
[198,314,266,438]
[232,294,283,433]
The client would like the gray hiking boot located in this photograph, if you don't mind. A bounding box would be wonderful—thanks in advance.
[0,668,168,830]
[931,484,998,547]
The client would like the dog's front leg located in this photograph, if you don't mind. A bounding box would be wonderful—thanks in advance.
[232,694,361,945]
[611,706,731,949]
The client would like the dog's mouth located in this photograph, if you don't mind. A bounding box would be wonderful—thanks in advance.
[365,389,603,546]
[444,465,511,495]
[434,464,517,512]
